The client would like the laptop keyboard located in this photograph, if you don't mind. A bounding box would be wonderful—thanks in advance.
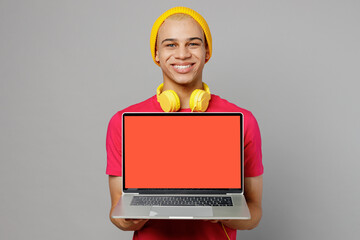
[130,196,233,206]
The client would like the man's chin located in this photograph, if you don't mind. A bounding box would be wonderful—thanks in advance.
[163,73,202,88]
[172,79,201,88]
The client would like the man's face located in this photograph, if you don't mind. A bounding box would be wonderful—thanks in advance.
[155,17,210,87]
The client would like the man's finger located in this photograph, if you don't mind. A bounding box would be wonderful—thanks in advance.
[132,219,149,225]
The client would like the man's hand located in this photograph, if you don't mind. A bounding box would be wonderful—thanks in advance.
[208,220,231,224]
[108,176,149,231]
[206,175,263,230]
[110,218,149,231]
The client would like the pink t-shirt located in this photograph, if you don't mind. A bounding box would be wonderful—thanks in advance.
[106,94,263,240]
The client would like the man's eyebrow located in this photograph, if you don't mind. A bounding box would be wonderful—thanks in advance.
[188,37,203,42]
[161,37,203,44]
[161,38,177,44]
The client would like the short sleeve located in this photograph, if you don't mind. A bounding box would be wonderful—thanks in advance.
[243,112,263,177]
[106,112,123,176]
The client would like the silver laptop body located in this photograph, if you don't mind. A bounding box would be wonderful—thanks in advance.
[112,112,250,220]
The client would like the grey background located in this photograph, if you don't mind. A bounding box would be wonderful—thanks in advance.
[1,0,359,239]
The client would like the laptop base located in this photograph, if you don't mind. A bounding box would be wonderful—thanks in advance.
[112,194,251,220]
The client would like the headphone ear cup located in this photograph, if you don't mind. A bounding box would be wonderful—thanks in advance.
[189,89,211,112]
[158,90,181,112]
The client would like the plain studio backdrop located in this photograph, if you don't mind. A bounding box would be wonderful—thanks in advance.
[1,0,359,239]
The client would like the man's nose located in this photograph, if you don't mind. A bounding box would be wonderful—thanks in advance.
[175,45,191,59]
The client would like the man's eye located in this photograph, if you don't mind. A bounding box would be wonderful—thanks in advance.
[189,43,200,46]
[166,44,176,47]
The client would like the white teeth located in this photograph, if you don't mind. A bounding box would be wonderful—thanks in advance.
[173,64,192,69]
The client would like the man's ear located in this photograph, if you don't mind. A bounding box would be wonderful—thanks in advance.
[205,45,210,61]
[155,46,160,63]
[155,51,160,62]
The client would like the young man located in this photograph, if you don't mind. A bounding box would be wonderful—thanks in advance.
[106,6,263,240]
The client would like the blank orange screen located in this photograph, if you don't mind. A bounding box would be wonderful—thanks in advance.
[124,115,241,189]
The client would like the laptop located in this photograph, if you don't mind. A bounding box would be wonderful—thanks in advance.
[111,112,250,220]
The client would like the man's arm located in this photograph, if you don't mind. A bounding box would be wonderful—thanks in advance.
[108,175,149,231]
[219,175,263,230]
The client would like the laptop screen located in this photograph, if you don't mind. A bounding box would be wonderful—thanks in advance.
[122,113,243,193]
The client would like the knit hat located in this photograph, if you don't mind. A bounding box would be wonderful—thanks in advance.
[150,6,212,66]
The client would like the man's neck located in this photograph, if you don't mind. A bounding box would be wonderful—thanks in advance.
[162,81,203,109]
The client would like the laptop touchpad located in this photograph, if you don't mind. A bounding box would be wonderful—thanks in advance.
[150,206,213,217]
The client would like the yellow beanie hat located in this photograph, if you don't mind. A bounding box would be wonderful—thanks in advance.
[150,6,212,66]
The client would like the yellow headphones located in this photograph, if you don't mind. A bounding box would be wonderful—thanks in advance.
[156,83,211,112]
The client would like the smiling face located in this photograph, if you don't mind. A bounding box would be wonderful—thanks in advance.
[155,15,210,88]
